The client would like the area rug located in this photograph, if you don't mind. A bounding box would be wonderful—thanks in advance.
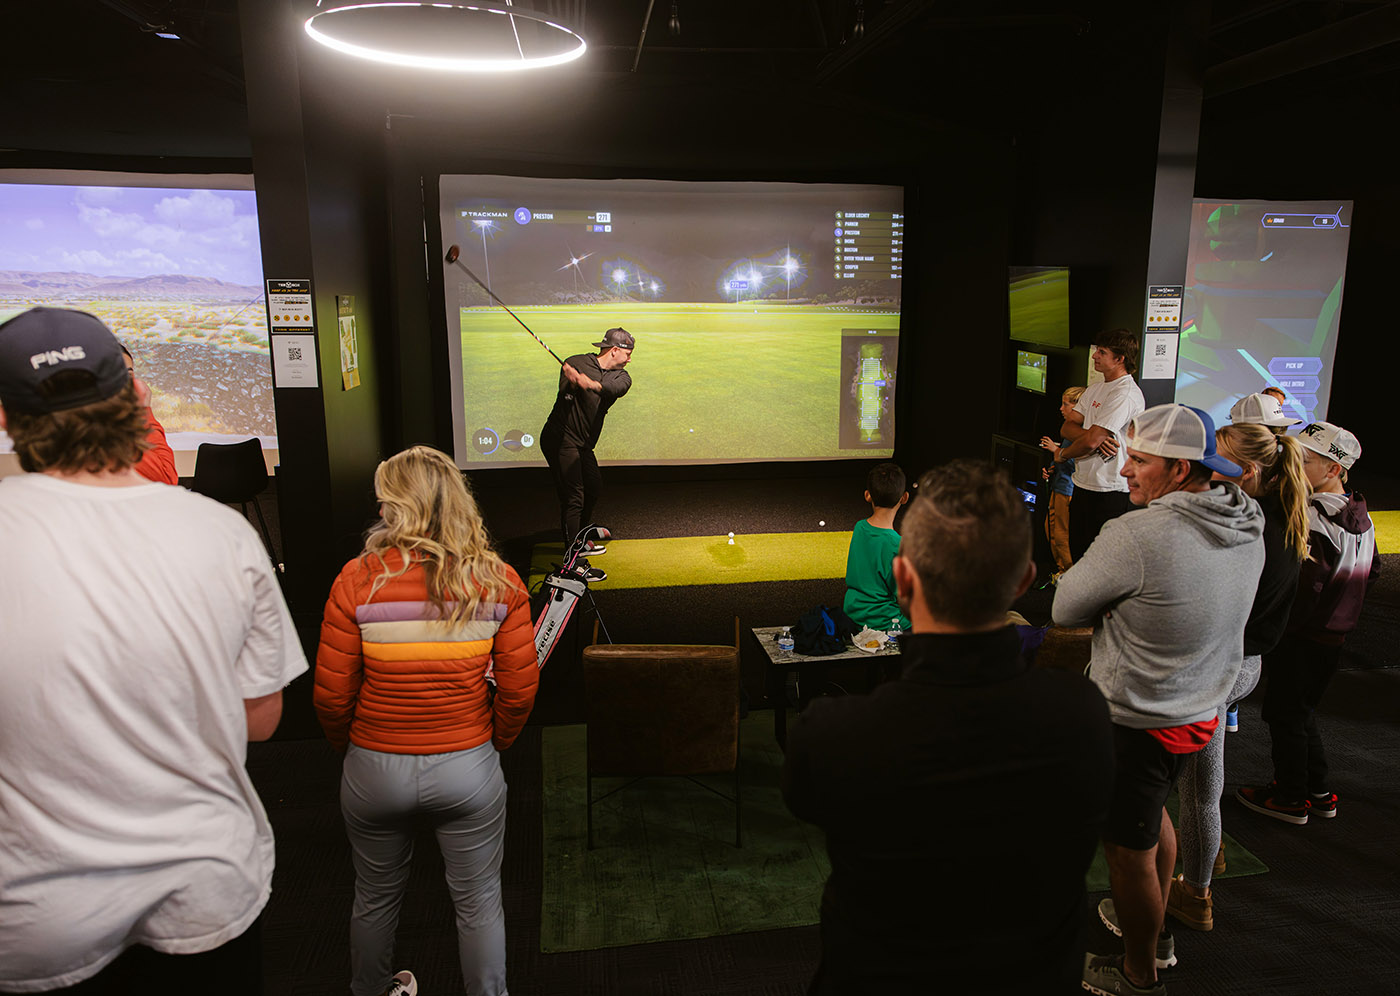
[540,713,830,953]
[527,531,851,591]
[540,713,1268,953]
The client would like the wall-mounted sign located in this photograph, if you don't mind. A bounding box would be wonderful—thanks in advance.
[267,278,313,333]
[272,333,318,388]
[337,294,360,391]
[1146,284,1183,330]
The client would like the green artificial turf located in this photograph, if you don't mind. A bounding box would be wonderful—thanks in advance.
[538,713,1268,953]
[526,530,853,591]
[457,302,898,465]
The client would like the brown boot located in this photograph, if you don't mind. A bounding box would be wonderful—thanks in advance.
[1214,840,1226,876]
[1166,873,1213,931]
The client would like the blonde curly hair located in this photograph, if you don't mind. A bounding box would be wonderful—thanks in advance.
[362,445,517,623]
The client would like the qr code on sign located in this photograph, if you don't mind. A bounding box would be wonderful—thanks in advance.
[288,347,303,361]
[1154,343,1167,356]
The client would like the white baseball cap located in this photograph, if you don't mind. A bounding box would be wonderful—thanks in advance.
[1127,404,1242,477]
[1229,393,1302,427]
[1296,421,1361,470]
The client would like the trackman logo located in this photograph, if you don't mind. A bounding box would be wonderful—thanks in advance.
[30,346,86,369]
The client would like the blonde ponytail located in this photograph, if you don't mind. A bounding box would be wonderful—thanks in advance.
[1216,424,1310,561]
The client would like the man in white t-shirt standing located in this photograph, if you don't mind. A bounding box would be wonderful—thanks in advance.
[0,308,307,995]
[1053,328,1146,562]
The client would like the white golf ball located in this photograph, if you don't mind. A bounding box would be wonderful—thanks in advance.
[819,520,826,527]
[689,428,694,433]
[727,532,734,538]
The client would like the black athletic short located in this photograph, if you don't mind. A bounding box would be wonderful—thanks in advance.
[1103,725,1188,851]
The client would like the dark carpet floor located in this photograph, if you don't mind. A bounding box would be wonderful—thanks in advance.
[251,666,1400,996]
[241,466,1400,994]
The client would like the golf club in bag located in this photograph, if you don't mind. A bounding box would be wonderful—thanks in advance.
[534,523,612,668]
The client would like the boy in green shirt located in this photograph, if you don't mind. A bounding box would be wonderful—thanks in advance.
[843,462,912,633]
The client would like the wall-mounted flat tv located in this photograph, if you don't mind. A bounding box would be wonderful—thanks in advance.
[1008,265,1070,348]
[438,175,904,468]
[1015,349,1048,394]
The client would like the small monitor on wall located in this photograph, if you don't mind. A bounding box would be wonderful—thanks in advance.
[1015,349,1047,395]
[1008,265,1069,348]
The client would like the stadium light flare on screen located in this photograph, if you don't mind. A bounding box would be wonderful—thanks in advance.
[439,176,905,468]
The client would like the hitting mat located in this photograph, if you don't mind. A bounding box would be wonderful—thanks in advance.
[539,713,1268,954]
[1371,510,1400,555]
[527,531,852,591]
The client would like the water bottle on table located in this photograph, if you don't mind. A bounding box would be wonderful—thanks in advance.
[777,627,795,658]
[886,617,903,649]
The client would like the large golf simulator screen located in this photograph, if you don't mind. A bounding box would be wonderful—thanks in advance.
[439,176,904,468]
[0,172,274,463]
[1175,199,1353,428]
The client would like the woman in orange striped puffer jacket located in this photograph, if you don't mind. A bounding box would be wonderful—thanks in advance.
[316,445,538,996]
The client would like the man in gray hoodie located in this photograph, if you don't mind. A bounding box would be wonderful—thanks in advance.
[1054,404,1264,996]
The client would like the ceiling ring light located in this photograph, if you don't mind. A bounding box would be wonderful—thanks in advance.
[304,1,588,73]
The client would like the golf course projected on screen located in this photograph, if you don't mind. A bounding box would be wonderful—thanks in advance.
[439,176,903,468]
[1175,199,1352,429]
[1008,265,1069,347]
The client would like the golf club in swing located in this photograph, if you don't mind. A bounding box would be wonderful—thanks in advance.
[445,244,564,366]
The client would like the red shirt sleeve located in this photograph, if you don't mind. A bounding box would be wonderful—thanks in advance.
[134,409,179,485]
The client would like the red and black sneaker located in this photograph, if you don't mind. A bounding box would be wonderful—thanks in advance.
[1236,783,1309,825]
[1309,791,1339,818]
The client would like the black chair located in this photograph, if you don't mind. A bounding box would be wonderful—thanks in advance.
[189,437,280,570]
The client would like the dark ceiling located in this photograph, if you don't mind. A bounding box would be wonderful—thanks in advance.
[4,0,1400,159]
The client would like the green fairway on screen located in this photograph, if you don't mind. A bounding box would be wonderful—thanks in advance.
[441,176,904,468]
[1015,349,1047,394]
[1008,265,1069,348]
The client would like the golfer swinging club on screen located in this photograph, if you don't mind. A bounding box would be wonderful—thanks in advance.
[539,327,635,583]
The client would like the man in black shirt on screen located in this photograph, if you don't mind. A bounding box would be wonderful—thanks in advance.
[540,327,634,582]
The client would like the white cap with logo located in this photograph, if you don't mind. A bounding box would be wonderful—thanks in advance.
[1296,421,1361,470]
[1229,393,1302,427]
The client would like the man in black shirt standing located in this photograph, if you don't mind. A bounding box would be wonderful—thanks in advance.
[782,460,1115,995]
[540,327,634,581]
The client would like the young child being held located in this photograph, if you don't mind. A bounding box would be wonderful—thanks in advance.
[843,462,912,634]
[1040,386,1086,580]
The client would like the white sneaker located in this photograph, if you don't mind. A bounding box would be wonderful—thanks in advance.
[387,970,418,996]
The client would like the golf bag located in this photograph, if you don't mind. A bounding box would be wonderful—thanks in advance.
[531,523,611,668]
[534,571,588,668]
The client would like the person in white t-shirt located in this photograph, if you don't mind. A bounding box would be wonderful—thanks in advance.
[0,308,308,995]
[1055,328,1146,561]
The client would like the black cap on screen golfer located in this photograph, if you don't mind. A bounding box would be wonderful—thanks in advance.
[0,307,132,414]
[592,327,635,351]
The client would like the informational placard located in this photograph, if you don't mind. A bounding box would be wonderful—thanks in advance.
[1146,284,1183,330]
[272,333,318,388]
[336,294,360,391]
[266,278,313,333]
[1142,332,1180,380]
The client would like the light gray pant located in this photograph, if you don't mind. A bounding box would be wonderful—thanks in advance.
[342,741,509,996]
[1176,654,1262,889]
